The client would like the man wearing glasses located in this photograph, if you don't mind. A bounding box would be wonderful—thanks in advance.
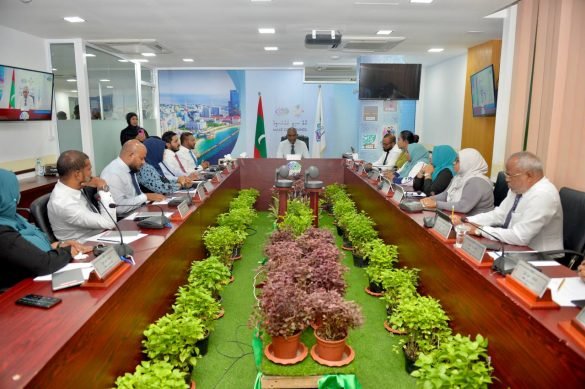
[456,151,563,253]
[366,133,401,172]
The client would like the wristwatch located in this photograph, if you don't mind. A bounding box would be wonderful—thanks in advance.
[99,184,110,192]
[474,229,482,237]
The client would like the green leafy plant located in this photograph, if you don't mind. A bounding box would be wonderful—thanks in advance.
[143,312,206,371]
[217,206,257,232]
[173,285,221,330]
[203,226,243,263]
[412,334,493,388]
[229,188,259,210]
[332,197,356,225]
[363,239,399,284]
[346,211,377,255]
[187,257,231,297]
[280,198,314,236]
[380,268,420,315]
[115,360,189,389]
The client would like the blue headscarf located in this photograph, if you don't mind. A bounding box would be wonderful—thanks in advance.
[400,143,430,177]
[143,137,166,177]
[0,169,52,251]
[431,145,457,181]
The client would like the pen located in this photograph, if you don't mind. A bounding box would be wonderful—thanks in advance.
[451,205,455,220]
[97,238,121,243]
[557,278,566,291]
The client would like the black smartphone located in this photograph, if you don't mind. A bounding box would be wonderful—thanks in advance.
[16,294,62,309]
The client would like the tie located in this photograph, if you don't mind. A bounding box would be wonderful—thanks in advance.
[130,171,142,195]
[502,194,522,228]
[291,144,295,154]
[382,151,390,165]
[189,150,198,166]
[175,153,187,173]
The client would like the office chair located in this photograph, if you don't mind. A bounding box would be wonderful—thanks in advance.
[280,135,310,151]
[30,193,56,242]
[493,171,509,207]
[558,187,585,269]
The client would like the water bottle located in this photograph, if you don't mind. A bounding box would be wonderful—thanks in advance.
[35,158,44,176]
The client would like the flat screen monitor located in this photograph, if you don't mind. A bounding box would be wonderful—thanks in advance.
[359,63,422,100]
[470,65,497,117]
[0,65,54,121]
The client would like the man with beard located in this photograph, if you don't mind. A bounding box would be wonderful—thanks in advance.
[365,133,401,172]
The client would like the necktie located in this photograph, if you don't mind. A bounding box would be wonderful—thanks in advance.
[382,151,390,165]
[175,153,187,173]
[291,143,295,154]
[189,150,198,167]
[130,171,142,195]
[502,194,522,228]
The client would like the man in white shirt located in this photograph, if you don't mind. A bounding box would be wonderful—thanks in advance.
[366,134,401,171]
[161,131,187,179]
[48,150,116,242]
[17,86,35,111]
[176,132,209,174]
[462,151,563,252]
[101,140,165,217]
[276,127,310,159]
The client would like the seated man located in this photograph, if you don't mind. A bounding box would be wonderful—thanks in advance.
[176,132,209,175]
[276,127,310,159]
[48,150,116,241]
[460,151,563,252]
[161,131,199,180]
[101,140,165,217]
[366,134,401,172]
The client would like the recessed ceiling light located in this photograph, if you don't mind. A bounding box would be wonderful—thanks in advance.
[376,30,393,35]
[467,30,483,33]
[142,53,156,57]
[100,79,110,82]
[292,61,304,66]
[183,58,194,62]
[410,0,433,4]
[258,28,275,34]
[118,59,128,63]
[131,59,149,63]
[66,79,77,82]
[106,86,114,89]
[264,46,278,51]
[52,68,57,71]
[64,16,85,23]
[70,90,78,93]
[251,0,272,2]
[331,55,340,60]
[354,2,400,5]
[84,53,95,57]
[428,48,444,53]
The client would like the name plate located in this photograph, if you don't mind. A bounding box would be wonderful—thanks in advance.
[197,185,206,200]
[380,180,391,196]
[433,217,453,239]
[204,181,214,193]
[577,307,585,326]
[177,200,190,219]
[368,170,380,180]
[215,171,222,180]
[392,189,404,203]
[356,165,364,174]
[461,235,487,263]
[91,246,121,280]
[511,260,551,298]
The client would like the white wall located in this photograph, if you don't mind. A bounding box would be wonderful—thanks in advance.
[0,25,57,169]
[418,54,467,150]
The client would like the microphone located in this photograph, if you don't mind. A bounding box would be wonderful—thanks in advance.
[110,202,170,229]
[463,217,513,274]
[94,194,134,258]
[168,180,202,207]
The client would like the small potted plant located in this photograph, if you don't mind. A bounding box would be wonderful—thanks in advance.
[379,268,420,318]
[115,360,190,389]
[203,226,242,265]
[363,240,399,295]
[412,333,494,387]
[280,199,314,236]
[346,212,378,267]
[187,257,231,299]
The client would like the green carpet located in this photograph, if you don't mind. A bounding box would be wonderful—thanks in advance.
[193,212,416,388]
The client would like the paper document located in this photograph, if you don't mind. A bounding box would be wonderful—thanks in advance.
[152,197,175,205]
[34,263,94,282]
[86,231,148,244]
[405,191,426,198]
[548,277,585,307]
[528,260,560,267]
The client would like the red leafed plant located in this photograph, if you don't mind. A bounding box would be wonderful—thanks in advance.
[309,290,364,341]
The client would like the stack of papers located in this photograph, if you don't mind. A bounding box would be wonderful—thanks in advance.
[34,263,94,282]
[548,277,585,307]
[86,230,148,244]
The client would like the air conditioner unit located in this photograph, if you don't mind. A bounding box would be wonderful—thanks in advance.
[88,39,171,55]
[332,36,405,53]
[304,65,357,84]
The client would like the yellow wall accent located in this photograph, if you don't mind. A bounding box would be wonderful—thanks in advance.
[0,155,58,173]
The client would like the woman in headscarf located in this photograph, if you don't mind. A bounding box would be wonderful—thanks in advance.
[120,112,149,146]
[421,148,494,216]
[0,169,91,290]
[387,143,430,186]
[413,145,457,196]
[137,138,192,195]
[394,130,420,169]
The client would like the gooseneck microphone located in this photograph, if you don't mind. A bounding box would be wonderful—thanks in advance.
[94,194,134,258]
[109,202,170,229]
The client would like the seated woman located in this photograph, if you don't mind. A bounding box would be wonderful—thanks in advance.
[386,143,429,186]
[137,137,192,195]
[420,148,494,216]
[413,145,457,196]
[120,112,150,146]
[395,130,420,170]
[0,169,91,290]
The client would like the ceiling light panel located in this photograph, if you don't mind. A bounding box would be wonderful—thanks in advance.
[258,28,275,34]
[64,16,85,23]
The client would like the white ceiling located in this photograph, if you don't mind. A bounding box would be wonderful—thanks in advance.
[0,0,513,69]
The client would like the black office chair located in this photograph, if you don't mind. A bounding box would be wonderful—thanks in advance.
[30,193,56,242]
[493,171,509,207]
[558,187,585,269]
[280,135,310,151]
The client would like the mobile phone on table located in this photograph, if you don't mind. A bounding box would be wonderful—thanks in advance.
[16,294,62,309]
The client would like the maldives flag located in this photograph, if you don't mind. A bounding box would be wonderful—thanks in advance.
[8,70,16,108]
[254,93,267,158]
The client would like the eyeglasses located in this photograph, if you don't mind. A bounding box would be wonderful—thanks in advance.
[504,171,526,178]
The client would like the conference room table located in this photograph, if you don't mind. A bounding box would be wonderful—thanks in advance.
[0,158,584,388]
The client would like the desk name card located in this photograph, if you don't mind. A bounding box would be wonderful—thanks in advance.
[392,189,403,203]
[380,180,391,196]
[197,185,206,200]
[511,260,551,298]
[91,246,121,279]
[204,181,214,193]
[433,217,453,240]
[369,170,380,180]
[177,200,189,219]
[461,235,487,262]
[356,165,364,174]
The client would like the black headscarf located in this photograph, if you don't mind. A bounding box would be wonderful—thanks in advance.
[120,112,149,145]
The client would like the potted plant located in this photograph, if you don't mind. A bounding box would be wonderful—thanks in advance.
[263,240,304,271]
[142,312,207,372]
[379,268,420,318]
[345,212,377,267]
[187,257,231,298]
[115,360,190,389]
[203,226,241,265]
[280,198,314,236]
[309,290,363,364]
[363,240,399,294]
[322,183,346,213]
[336,211,358,250]
[332,198,356,228]
[217,206,257,233]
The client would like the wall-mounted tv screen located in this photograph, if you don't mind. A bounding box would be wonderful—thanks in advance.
[359,63,422,100]
[0,65,54,121]
[470,65,497,117]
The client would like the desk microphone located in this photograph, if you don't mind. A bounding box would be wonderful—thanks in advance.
[463,218,518,274]
[94,194,134,258]
[109,203,170,229]
[168,180,203,207]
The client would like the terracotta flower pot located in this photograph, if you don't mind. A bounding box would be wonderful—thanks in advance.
[314,332,347,362]
[270,332,302,359]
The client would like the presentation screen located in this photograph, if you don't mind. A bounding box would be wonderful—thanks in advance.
[0,65,54,121]
[359,64,422,100]
[470,65,497,117]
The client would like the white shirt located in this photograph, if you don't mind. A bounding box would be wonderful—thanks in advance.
[372,144,401,171]
[276,139,310,159]
[101,157,147,216]
[162,149,185,179]
[468,177,563,251]
[396,161,426,186]
[48,181,116,242]
[176,145,200,174]
[18,95,35,111]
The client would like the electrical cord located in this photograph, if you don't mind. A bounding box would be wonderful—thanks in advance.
[211,324,254,389]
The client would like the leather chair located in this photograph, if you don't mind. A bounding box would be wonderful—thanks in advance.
[280,135,310,151]
[30,193,56,242]
[493,171,509,207]
[558,187,585,269]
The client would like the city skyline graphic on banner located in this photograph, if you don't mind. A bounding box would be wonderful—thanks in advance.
[158,70,242,164]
